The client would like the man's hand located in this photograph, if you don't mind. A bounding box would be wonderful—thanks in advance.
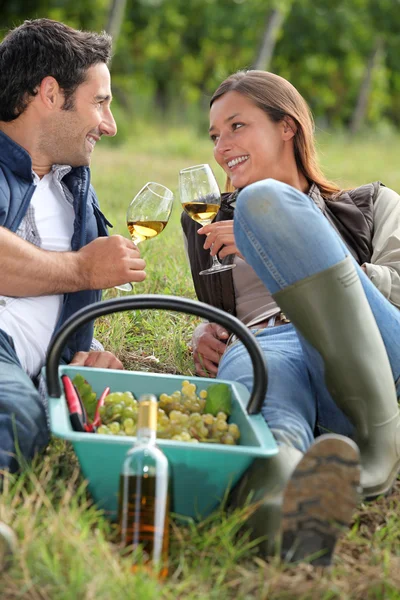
[76,235,146,290]
[191,322,229,377]
[197,220,244,260]
[69,350,124,370]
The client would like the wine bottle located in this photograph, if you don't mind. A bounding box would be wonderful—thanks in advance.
[118,393,170,578]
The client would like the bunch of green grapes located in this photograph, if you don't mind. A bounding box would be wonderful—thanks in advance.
[96,381,241,445]
[97,391,138,436]
[158,380,207,414]
[158,410,240,444]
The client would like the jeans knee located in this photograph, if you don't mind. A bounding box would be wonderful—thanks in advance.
[0,394,49,449]
[236,178,288,221]
[0,412,49,471]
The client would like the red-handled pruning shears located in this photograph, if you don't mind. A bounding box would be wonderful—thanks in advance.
[91,386,110,430]
[61,375,110,433]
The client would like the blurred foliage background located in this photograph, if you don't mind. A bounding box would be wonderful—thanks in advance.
[1,0,400,139]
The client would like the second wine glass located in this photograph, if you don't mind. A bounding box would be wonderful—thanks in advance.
[179,164,235,276]
[115,182,174,291]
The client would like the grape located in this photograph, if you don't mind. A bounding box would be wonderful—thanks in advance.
[122,419,136,435]
[194,424,208,439]
[110,404,124,420]
[122,392,136,406]
[169,410,184,423]
[106,392,125,404]
[228,423,240,441]
[123,418,134,430]
[104,405,115,420]
[216,420,228,432]
[202,414,214,426]
[122,406,137,420]
[97,425,110,435]
[109,422,121,434]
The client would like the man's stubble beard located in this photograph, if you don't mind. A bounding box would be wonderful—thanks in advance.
[38,108,89,168]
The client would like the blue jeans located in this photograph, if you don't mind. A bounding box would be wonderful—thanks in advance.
[0,328,49,472]
[218,179,400,452]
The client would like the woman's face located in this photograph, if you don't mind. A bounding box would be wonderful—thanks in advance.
[209,90,290,189]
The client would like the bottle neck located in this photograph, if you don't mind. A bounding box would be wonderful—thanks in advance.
[136,426,157,446]
[136,394,158,447]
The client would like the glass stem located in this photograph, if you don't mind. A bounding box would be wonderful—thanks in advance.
[209,241,222,266]
[211,252,222,267]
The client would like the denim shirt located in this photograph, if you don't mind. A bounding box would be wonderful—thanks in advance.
[0,130,112,364]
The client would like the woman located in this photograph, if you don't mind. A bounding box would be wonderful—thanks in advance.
[181,70,400,565]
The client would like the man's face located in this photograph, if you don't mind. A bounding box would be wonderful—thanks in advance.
[39,63,117,167]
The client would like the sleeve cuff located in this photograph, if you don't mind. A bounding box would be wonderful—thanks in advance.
[90,337,105,352]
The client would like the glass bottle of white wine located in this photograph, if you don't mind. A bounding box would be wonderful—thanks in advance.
[118,394,170,578]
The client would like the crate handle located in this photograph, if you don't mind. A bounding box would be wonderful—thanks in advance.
[45,295,268,415]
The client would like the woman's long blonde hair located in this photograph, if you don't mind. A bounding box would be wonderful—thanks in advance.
[210,70,340,198]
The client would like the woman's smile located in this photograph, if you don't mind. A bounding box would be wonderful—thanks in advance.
[226,154,249,169]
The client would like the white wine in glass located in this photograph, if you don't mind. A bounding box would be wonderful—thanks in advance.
[115,182,174,291]
[179,163,235,276]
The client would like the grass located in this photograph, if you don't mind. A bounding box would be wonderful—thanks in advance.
[2,124,400,598]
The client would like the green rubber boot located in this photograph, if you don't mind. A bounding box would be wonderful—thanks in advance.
[229,445,303,555]
[273,256,400,499]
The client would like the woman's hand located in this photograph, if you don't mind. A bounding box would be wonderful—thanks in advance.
[69,351,124,370]
[197,220,244,260]
[191,322,229,377]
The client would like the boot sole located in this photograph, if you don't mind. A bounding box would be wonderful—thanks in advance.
[281,434,361,566]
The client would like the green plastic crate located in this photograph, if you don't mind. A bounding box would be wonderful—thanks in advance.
[46,295,277,520]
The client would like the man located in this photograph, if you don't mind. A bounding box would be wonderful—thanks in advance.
[0,18,146,472]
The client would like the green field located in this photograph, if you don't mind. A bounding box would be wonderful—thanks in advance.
[2,127,400,599]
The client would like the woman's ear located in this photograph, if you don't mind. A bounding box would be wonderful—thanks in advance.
[282,116,297,141]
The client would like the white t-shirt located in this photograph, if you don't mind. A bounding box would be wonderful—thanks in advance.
[0,170,75,377]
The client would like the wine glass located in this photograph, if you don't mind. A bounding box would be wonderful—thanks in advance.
[115,182,174,291]
[179,164,236,276]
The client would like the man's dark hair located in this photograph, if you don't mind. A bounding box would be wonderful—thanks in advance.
[0,18,112,122]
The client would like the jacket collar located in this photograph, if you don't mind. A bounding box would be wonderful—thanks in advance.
[308,182,325,211]
[0,129,35,182]
[221,189,239,208]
